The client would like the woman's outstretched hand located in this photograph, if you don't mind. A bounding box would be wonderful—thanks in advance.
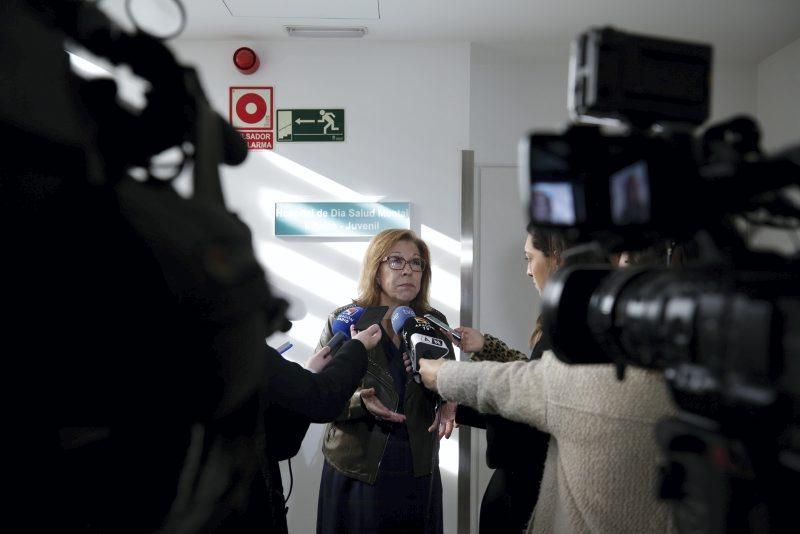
[360,388,406,423]
[428,400,457,439]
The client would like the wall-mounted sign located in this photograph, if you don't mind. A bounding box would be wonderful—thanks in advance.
[275,202,410,237]
[276,109,345,142]
[230,86,274,150]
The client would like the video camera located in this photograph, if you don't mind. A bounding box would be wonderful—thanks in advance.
[3,1,290,530]
[519,27,800,533]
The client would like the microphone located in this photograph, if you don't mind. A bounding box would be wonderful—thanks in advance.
[328,306,365,355]
[390,306,417,337]
[391,307,450,383]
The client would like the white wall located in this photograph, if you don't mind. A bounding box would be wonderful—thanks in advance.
[753,37,800,253]
[171,39,470,534]
[470,44,571,167]
[708,61,759,124]
[757,37,800,152]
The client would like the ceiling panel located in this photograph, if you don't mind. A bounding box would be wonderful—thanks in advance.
[222,0,380,19]
[95,0,800,63]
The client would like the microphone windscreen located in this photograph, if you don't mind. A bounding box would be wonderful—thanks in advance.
[390,306,416,335]
[405,316,448,348]
[332,306,365,339]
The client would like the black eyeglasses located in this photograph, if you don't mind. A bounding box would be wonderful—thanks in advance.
[381,255,426,272]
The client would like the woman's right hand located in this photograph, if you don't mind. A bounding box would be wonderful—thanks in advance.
[452,326,485,353]
[352,324,382,351]
[305,345,333,373]
[418,358,446,392]
[360,388,406,423]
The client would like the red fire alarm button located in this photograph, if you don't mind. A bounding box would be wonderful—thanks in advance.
[233,47,260,75]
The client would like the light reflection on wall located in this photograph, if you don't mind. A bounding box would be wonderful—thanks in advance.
[438,434,460,475]
[430,265,460,310]
[421,224,461,258]
[255,239,358,349]
[268,311,327,360]
[321,241,369,263]
[259,151,381,201]
[258,188,305,207]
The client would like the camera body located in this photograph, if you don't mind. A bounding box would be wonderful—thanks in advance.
[519,27,794,255]
[3,2,290,530]
[520,126,699,251]
[520,26,800,533]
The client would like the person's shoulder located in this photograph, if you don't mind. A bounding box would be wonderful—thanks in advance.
[327,302,360,320]
[332,302,359,314]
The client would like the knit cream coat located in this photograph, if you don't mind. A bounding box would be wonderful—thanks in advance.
[438,351,678,534]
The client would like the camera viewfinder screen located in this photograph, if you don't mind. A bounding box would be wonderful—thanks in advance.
[530,182,577,225]
[610,161,651,225]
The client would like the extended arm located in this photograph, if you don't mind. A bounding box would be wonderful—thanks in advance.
[265,338,368,423]
[316,313,369,422]
[453,333,525,428]
[424,357,549,432]
[315,313,403,423]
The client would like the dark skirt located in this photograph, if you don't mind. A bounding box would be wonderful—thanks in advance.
[317,434,443,534]
[479,467,541,534]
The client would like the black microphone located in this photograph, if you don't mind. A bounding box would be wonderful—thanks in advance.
[391,307,449,383]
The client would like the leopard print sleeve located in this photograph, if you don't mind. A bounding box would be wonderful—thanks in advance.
[468,333,527,363]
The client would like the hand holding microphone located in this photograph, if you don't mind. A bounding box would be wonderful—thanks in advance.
[336,306,381,351]
[398,330,456,439]
[417,358,446,392]
[327,306,366,355]
[306,307,367,373]
[308,308,381,373]
[351,323,382,350]
[392,307,450,384]
[424,313,463,342]
[306,345,333,373]
[451,326,486,353]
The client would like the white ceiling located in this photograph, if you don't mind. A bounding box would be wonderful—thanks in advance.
[101,0,800,63]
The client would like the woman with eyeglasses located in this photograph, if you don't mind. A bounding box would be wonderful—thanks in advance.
[316,228,456,534]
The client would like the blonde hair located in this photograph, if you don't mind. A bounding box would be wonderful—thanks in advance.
[355,229,432,314]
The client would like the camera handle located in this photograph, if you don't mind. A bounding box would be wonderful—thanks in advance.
[30,0,247,203]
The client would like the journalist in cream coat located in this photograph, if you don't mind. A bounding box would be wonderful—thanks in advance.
[419,352,678,533]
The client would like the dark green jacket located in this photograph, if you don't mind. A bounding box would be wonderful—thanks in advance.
[316,304,454,484]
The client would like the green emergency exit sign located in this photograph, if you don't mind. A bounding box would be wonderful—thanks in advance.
[276,109,345,142]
